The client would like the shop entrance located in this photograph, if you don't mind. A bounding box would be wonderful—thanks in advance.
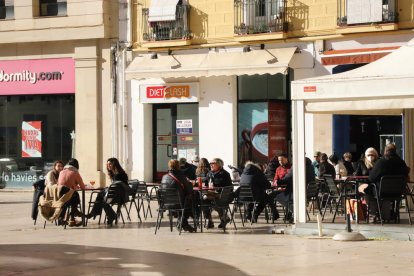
[153,103,199,182]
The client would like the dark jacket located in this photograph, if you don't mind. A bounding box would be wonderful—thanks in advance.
[180,162,197,180]
[318,161,336,178]
[240,163,270,201]
[112,171,129,185]
[343,160,355,175]
[305,157,315,185]
[368,154,408,190]
[207,168,232,188]
[264,158,278,180]
[354,159,372,176]
[278,169,293,194]
[161,169,193,204]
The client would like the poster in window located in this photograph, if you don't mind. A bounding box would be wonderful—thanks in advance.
[22,121,42,158]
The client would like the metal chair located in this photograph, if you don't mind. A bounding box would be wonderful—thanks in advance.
[211,186,237,232]
[105,181,131,225]
[372,175,411,225]
[321,175,343,222]
[155,187,196,235]
[136,181,153,219]
[306,181,321,221]
[127,179,142,223]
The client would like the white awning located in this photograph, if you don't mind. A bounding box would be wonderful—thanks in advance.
[148,0,180,22]
[291,40,414,113]
[126,48,297,80]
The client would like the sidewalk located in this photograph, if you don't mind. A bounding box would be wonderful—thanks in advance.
[1,190,414,275]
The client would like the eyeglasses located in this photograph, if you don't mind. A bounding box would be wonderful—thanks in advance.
[210,162,217,165]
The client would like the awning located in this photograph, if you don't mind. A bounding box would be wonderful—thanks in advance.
[126,47,297,80]
[292,40,414,113]
[321,46,399,65]
[148,0,180,22]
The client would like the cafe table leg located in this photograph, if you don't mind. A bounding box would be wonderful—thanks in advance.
[82,189,86,227]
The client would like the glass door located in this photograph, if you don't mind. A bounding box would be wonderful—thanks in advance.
[153,103,199,182]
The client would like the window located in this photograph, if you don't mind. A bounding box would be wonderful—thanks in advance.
[39,0,67,17]
[0,0,14,20]
[238,74,287,100]
[0,95,75,189]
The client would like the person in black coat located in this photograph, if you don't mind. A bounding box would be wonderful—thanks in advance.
[239,161,278,222]
[318,153,336,178]
[354,147,379,177]
[161,159,195,232]
[86,158,130,225]
[179,157,197,181]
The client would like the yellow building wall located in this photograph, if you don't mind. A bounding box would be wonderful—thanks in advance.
[133,0,414,50]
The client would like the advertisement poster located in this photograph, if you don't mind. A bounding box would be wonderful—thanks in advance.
[22,121,42,157]
[237,102,288,167]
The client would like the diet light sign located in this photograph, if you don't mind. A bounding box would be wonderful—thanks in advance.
[140,83,199,103]
[0,58,75,95]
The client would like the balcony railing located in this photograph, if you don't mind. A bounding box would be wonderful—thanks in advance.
[234,0,287,35]
[142,5,191,42]
[337,0,398,26]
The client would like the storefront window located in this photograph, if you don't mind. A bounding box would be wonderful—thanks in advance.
[0,95,75,189]
[238,74,287,100]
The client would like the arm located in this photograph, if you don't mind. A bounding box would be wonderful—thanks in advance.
[76,172,86,190]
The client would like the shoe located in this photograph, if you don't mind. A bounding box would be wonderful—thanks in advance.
[182,223,196,233]
[73,209,83,218]
[272,213,280,221]
[206,220,214,229]
[85,213,95,219]
[68,220,82,227]
[218,217,231,228]
[107,216,116,226]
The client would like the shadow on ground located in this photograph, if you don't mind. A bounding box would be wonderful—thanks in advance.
[0,244,248,275]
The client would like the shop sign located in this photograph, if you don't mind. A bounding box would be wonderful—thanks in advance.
[140,83,198,103]
[176,119,192,134]
[22,121,42,158]
[304,86,316,92]
[0,58,75,95]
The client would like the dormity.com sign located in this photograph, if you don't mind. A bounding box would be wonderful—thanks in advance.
[140,83,198,103]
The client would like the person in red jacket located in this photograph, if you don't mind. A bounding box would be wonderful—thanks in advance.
[273,153,291,189]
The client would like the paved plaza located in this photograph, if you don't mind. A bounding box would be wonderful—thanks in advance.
[1,190,414,275]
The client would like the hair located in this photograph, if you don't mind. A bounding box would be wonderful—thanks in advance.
[383,143,397,159]
[343,152,352,160]
[278,153,288,159]
[211,158,224,168]
[196,157,210,175]
[51,160,64,179]
[320,153,328,162]
[67,158,79,170]
[244,160,262,171]
[364,147,379,169]
[107,157,127,180]
[328,154,339,164]
[168,159,180,170]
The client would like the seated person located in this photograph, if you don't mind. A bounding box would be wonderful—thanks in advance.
[161,159,195,233]
[204,158,233,229]
[342,152,355,176]
[179,157,197,181]
[365,144,409,221]
[264,155,279,181]
[273,153,291,189]
[239,161,279,222]
[57,158,85,227]
[318,153,336,178]
[328,153,348,177]
[87,158,130,226]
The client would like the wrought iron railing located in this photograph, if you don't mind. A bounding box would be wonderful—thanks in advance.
[337,0,398,26]
[142,5,191,41]
[234,0,287,35]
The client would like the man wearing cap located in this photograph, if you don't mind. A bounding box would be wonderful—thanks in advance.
[312,151,321,177]
[179,157,197,181]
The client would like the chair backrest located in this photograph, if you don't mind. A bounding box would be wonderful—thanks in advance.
[128,179,139,197]
[137,181,149,195]
[323,175,339,196]
[306,181,319,199]
[215,186,234,207]
[379,175,407,198]
[106,181,128,205]
[157,187,183,209]
[238,183,254,202]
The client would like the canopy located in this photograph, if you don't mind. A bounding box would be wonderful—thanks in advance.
[292,41,414,114]
[126,48,297,80]
[148,0,180,22]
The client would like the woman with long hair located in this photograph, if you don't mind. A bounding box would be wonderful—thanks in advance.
[45,160,64,186]
[107,157,128,184]
[195,157,210,186]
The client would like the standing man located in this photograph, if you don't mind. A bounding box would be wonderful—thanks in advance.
[312,151,321,177]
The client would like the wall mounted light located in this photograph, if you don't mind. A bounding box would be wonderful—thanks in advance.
[361,121,365,133]
[376,119,381,131]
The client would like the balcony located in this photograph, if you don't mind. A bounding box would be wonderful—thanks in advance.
[337,0,398,26]
[234,0,287,35]
[142,4,190,42]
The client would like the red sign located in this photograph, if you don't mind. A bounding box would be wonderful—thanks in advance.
[146,85,190,99]
[304,86,317,92]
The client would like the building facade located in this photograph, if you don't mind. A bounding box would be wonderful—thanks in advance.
[0,0,119,188]
[125,0,414,184]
